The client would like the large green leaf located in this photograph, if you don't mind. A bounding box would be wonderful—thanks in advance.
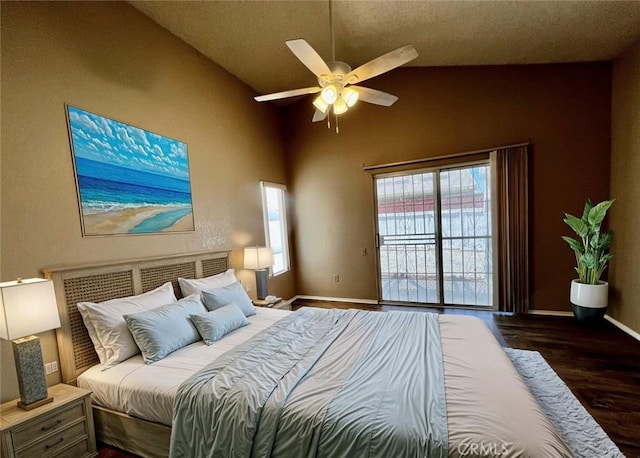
[580,252,596,268]
[599,253,614,265]
[564,214,588,237]
[587,199,615,226]
[562,236,584,253]
[598,231,613,249]
[582,198,594,222]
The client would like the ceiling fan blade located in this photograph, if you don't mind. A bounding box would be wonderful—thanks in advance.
[286,39,332,80]
[346,45,418,85]
[356,87,399,106]
[254,86,321,102]
[312,109,328,122]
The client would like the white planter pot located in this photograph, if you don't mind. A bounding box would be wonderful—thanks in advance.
[570,280,608,324]
[570,280,609,309]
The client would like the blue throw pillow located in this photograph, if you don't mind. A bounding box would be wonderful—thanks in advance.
[201,281,256,317]
[124,294,206,364]
[190,303,250,345]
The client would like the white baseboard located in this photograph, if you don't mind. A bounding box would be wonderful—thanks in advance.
[604,314,640,342]
[292,295,379,305]
[527,310,640,342]
[527,310,574,317]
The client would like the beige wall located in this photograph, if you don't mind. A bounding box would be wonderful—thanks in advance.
[609,38,640,334]
[0,2,294,402]
[285,64,612,311]
[0,0,630,404]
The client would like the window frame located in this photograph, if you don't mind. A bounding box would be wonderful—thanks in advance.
[373,158,497,309]
[260,181,290,277]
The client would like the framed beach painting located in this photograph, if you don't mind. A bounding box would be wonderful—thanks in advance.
[65,105,195,236]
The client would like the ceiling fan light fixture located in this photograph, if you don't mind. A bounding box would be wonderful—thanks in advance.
[253,12,418,131]
[333,98,348,115]
[320,84,339,104]
[312,95,330,114]
[341,87,359,107]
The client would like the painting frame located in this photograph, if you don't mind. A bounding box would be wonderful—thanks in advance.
[65,104,195,237]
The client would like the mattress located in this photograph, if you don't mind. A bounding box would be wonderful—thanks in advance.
[80,308,571,456]
[78,307,290,426]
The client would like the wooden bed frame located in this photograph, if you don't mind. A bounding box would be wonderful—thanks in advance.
[43,250,230,457]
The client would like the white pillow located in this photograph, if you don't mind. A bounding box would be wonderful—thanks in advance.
[178,269,237,296]
[77,302,108,364]
[77,282,176,369]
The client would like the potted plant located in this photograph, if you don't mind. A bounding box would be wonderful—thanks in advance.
[562,198,615,323]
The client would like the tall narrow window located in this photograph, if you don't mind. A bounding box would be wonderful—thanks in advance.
[261,181,290,276]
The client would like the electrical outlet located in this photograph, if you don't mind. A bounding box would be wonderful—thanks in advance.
[361,248,367,256]
[333,274,340,282]
[44,361,59,375]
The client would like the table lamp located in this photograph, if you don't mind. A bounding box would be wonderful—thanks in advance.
[244,247,274,300]
[0,278,61,410]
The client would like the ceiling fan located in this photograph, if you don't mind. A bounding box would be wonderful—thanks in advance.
[253,3,418,126]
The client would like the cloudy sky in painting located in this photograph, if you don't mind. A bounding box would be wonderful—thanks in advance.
[67,105,190,179]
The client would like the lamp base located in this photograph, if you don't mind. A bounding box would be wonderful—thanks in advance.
[12,335,50,409]
[255,269,269,300]
[17,396,53,411]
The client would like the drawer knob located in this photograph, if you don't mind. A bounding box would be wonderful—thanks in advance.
[41,419,62,431]
[45,437,64,449]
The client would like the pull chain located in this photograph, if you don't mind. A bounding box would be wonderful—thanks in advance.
[329,0,335,62]
[327,0,339,134]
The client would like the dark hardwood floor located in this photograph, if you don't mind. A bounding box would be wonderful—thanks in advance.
[99,300,640,457]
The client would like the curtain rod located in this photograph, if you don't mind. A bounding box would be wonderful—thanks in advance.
[362,142,531,171]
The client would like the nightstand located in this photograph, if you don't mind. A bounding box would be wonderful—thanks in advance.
[252,297,292,311]
[0,384,96,458]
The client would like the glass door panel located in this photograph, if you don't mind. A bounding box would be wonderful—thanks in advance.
[440,165,492,306]
[376,172,439,303]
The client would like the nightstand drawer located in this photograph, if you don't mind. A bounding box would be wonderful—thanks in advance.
[11,402,83,448]
[51,437,91,458]
[16,420,86,458]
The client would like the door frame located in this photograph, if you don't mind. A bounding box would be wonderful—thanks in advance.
[372,160,497,310]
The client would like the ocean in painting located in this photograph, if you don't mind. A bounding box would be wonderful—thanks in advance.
[76,157,192,211]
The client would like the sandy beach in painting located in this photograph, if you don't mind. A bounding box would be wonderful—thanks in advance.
[83,205,194,235]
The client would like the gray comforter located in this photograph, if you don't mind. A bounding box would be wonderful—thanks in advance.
[170,308,448,458]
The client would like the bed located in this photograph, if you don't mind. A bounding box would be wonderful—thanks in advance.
[44,251,572,458]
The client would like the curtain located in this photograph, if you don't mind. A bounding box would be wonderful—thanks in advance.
[493,145,529,313]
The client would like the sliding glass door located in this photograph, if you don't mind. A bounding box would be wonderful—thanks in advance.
[375,163,494,307]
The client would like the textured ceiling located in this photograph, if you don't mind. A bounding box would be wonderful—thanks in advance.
[130,1,640,96]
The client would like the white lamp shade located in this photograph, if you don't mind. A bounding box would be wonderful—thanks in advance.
[333,98,348,115]
[0,278,61,340]
[244,247,274,270]
[312,96,330,114]
[342,87,359,107]
[320,84,339,105]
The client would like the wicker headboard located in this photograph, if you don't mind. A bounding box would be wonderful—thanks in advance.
[42,250,230,385]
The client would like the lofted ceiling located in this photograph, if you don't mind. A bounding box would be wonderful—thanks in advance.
[130,1,640,97]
